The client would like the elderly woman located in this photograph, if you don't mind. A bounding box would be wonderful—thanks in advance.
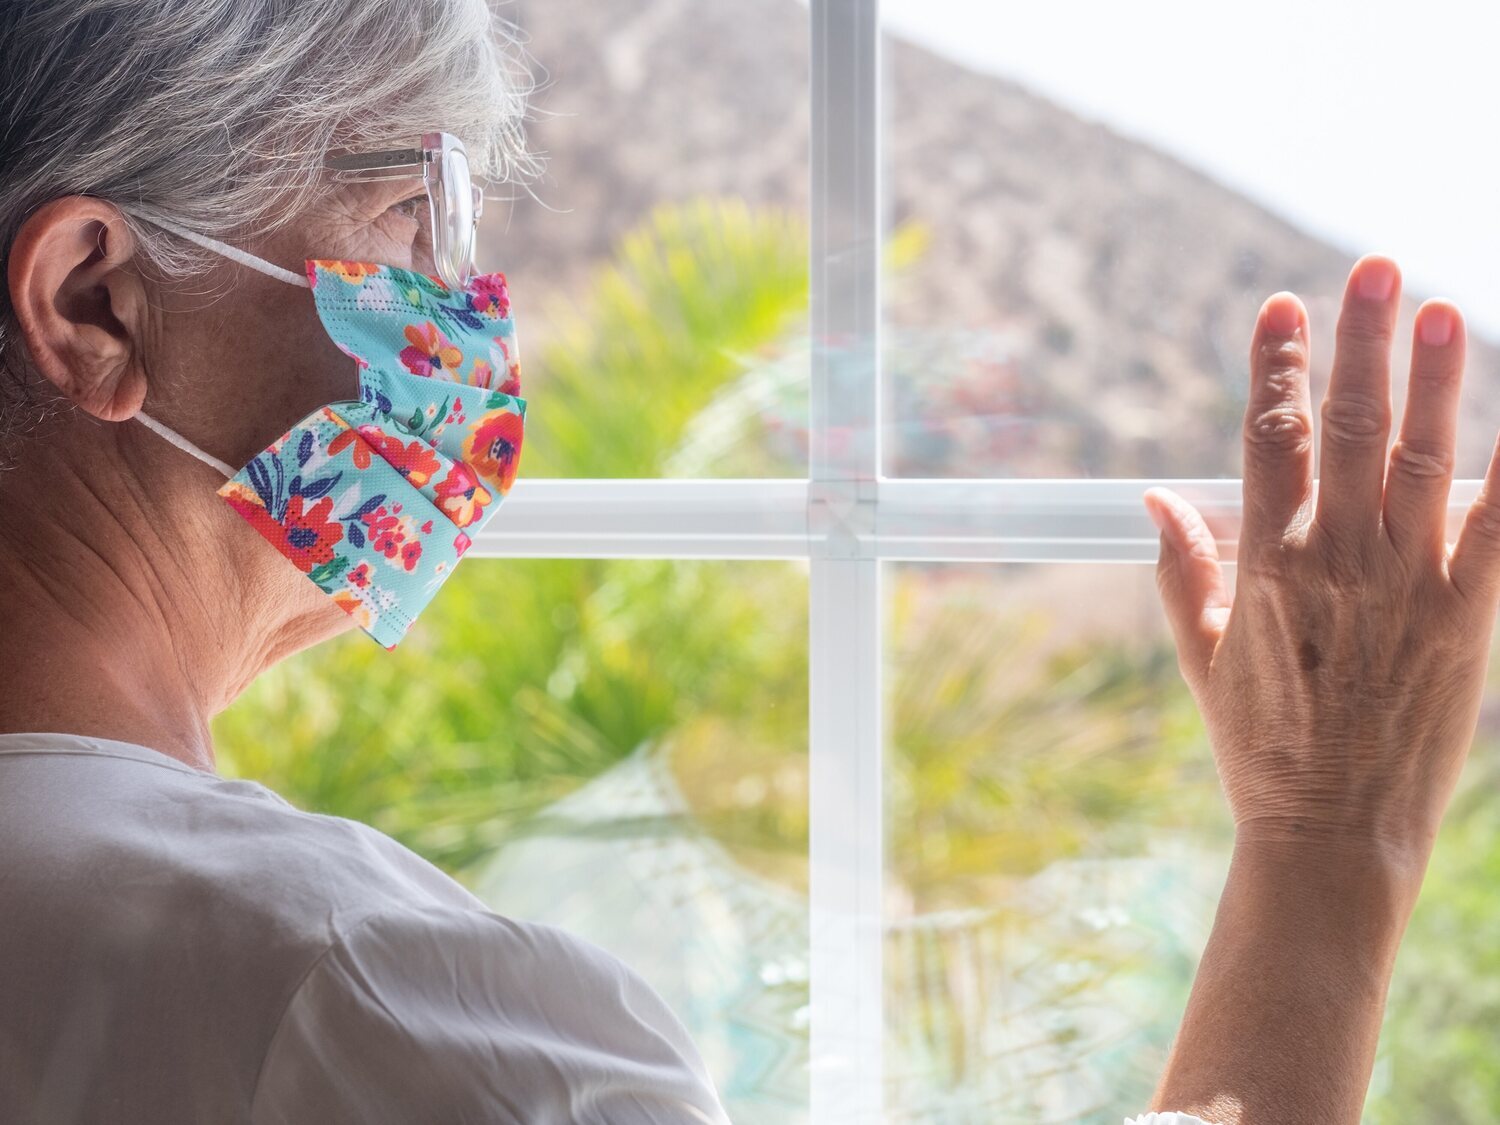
[0,1,725,1123]
[0,4,1496,1125]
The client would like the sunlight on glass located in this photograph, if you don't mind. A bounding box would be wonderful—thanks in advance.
[881,1,1500,479]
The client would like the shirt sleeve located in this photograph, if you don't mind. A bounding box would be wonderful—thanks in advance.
[250,907,730,1125]
[1124,1114,1221,1125]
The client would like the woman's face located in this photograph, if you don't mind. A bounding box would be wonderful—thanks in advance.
[0,168,469,665]
[146,178,437,472]
[107,177,450,654]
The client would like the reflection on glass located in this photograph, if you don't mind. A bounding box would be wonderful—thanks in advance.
[217,559,810,1123]
[885,563,1226,1122]
[885,562,1500,1122]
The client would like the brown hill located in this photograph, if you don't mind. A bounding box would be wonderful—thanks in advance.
[492,0,1500,479]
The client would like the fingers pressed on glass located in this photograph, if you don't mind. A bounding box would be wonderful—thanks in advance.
[1240,291,1314,553]
[1313,255,1400,542]
[1146,487,1229,689]
[1450,434,1500,601]
[1384,300,1465,559]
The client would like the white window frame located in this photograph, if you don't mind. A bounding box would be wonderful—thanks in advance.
[467,2,1482,1119]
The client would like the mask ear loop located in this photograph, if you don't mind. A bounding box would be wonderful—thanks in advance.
[134,411,236,478]
[122,209,312,289]
[120,208,311,477]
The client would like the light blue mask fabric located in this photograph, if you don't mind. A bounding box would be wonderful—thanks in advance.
[135,247,526,649]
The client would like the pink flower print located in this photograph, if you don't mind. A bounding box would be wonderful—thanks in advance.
[399,322,463,378]
[467,274,510,320]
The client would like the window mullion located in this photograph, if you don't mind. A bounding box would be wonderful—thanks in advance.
[809,1,885,1123]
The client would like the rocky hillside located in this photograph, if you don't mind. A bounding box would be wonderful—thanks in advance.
[491,0,1500,478]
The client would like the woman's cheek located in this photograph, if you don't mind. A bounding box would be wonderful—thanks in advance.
[362,218,420,268]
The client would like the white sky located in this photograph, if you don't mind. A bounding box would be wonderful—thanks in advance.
[881,0,1500,336]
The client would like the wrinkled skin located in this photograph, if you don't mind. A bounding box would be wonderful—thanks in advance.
[1146,255,1500,1124]
[0,178,435,769]
[1150,255,1500,872]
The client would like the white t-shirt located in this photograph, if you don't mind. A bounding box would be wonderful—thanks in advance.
[0,733,730,1124]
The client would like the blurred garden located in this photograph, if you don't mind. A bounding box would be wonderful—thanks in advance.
[214,199,1500,1124]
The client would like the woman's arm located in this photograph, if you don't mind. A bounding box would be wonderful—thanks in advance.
[1147,840,1411,1123]
[1142,254,1500,1124]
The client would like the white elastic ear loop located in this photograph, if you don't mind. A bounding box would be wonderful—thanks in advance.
[119,208,309,478]
[121,209,311,290]
[134,411,236,479]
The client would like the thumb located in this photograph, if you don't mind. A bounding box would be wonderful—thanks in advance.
[1145,487,1230,687]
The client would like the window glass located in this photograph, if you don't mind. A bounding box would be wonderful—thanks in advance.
[491,1,811,478]
[216,559,810,1123]
[885,562,1500,1122]
[880,1,1500,479]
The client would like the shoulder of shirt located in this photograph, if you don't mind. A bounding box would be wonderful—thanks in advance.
[1,737,709,1121]
[0,731,485,945]
[248,904,723,1122]
[1124,1114,1221,1125]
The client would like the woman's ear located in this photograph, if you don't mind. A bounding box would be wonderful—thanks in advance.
[7,196,150,422]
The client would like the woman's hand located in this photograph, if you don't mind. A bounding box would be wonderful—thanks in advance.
[1143,255,1500,1124]
[1148,254,1500,887]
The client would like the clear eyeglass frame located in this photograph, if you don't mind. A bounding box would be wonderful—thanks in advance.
[326,131,483,290]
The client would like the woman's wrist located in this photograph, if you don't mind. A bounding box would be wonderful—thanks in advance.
[1152,834,1415,1123]
[1230,819,1431,928]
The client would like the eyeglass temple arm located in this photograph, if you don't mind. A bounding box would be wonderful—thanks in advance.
[327,148,428,183]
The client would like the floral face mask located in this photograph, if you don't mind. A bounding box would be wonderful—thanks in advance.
[133,222,527,649]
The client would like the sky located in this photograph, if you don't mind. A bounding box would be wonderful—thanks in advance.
[881,0,1500,335]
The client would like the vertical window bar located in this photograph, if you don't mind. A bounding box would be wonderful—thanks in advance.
[809,1,884,1122]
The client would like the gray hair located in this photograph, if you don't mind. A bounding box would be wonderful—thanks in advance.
[0,0,539,455]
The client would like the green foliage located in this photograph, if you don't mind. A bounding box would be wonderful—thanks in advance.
[1365,735,1500,1122]
[886,569,1225,913]
[215,198,811,875]
[522,197,809,478]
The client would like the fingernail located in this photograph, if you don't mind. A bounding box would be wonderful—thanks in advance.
[1419,304,1455,348]
[1263,293,1301,336]
[1357,257,1398,302]
[1143,491,1168,532]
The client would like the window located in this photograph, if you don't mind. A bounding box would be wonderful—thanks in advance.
[879,1,1500,1121]
[217,2,1500,1122]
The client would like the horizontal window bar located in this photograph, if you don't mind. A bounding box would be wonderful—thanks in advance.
[471,479,810,559]
[469,478,1485,562]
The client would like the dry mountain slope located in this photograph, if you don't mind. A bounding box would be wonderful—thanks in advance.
[493,0,1500,478]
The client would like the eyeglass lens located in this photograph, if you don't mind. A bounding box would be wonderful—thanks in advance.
[439,143,476,287]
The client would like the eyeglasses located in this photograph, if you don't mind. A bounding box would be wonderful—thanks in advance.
[326,131,483,290]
